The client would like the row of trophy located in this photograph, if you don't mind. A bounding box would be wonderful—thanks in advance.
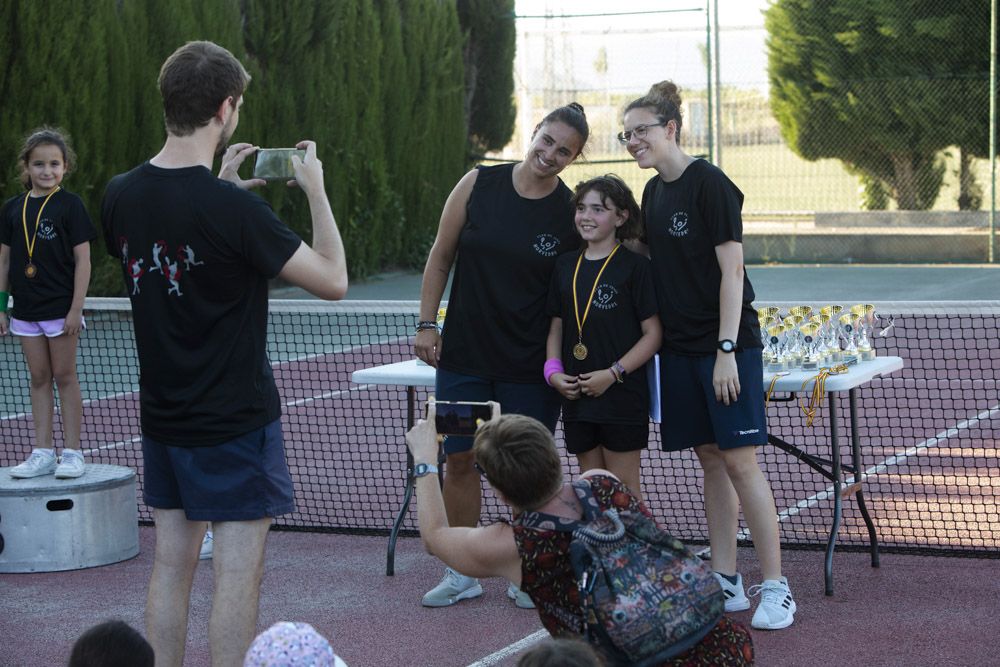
[758,304,891,372]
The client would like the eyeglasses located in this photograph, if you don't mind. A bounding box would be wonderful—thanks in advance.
[474,462,488,478]
[617,122,667,145]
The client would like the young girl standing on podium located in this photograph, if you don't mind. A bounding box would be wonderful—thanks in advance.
[1,128,95,479]
[545,175,661,501]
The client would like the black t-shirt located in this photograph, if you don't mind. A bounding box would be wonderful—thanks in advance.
[101,163,302,447]
[439,162,578,383]
[641,159,761,355]
[546,247,658,424]
[0,189,96,321]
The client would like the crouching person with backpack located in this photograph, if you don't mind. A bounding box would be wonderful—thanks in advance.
[406,407,754,666]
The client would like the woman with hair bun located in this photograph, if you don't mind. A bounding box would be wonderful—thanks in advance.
[414,103,589,610]
[621,81,796,630]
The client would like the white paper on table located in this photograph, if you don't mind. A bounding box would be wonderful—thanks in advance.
[647,354,661,423]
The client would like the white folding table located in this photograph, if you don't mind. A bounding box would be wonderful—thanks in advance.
[353,355,904,592]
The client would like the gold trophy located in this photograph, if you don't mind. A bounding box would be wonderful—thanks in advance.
[800,322,821,370]
[821,305,845,362]
[850,304,877,361]
[838,312,860,364]
[765,323,785,372]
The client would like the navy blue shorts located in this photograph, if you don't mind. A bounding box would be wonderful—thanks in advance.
[142,419,295,521]
[660,349,768,451]
[435,368,561,454]
[563,421,649,455]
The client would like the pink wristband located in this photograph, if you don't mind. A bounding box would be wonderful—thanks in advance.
[543,358,564,386]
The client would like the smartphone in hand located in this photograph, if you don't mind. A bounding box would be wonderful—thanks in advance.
[253,148,306,181]
[430,400,493,437]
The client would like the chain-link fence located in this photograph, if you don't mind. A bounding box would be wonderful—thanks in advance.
[491,1,997,264]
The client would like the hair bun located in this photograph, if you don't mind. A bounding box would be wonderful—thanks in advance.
[567,102,585,116]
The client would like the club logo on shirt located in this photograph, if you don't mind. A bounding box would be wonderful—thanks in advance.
[668,211,690,237]
[533,233,560,257]
[37,218,57,240]
[592,284,619,310]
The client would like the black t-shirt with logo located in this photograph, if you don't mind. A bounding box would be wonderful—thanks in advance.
[101,163,302,447]
[641,159,761,355]
[0,189,96,321]
[546,247,658,424]
[439,162,578,383]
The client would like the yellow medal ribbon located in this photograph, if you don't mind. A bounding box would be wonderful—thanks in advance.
[799,363,851,426]
[21,186,61,278]
[571,243,621,361]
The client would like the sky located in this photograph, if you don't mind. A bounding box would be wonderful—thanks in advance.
[513,0,773,93]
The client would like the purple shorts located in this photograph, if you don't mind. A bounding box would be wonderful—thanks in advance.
[10,316,86,337]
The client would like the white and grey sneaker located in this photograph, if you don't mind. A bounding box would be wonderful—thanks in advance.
[713,571,751,612]
[421,567,483,607]
[200,529,214,560]
[54,449,86,479]
[507,583,535,609]
[749,576,796,630]
[10,448,57,478]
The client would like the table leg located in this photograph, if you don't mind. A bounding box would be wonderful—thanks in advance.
[849,388,880,568]
[386,386,417,576]
[824,392,842,596]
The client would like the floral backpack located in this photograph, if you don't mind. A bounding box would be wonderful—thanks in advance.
[519,480,724,666]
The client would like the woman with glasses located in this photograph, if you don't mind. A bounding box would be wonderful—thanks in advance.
[620,81,797,631]
[413,103,589,610]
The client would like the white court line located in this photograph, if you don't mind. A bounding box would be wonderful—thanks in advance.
[79,384,379,455]
[1,334,410,422]
[284,384,373,408]
[733,401,1000,540]
[82,436,142,457]
[466,630,549,667]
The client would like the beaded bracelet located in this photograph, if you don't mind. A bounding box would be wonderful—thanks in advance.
[415,320,438,332]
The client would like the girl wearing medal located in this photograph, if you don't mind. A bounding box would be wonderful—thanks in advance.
[1,127,96,480]
[544,175,661,501]
[622,81,796,630]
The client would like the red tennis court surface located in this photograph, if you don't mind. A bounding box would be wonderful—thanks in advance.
[2,298,998,665]
[1,528,996,666]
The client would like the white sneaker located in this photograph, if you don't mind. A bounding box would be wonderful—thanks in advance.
[10,448,57,478]
[749,576,796,630]
[421,567,483,607]
[200,530,213,560]
[54,449,86,479]
[507,583,535,609]
[713,571,751,612]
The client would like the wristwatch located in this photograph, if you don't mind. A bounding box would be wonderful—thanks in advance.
[413,462,439,478]
[717,339,737,353]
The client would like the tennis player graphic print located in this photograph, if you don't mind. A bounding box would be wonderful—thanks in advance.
[179,244,204,270]
[129,258,144,294]
[150,240,168,273]
[166,258,183,296]
[120,238,205,297]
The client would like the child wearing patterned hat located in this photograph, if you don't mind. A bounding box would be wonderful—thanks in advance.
[244,622,348,667]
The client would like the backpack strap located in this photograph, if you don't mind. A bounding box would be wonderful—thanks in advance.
[569,479,604,521]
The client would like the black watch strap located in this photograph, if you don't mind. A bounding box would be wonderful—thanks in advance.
[717,339,737,353]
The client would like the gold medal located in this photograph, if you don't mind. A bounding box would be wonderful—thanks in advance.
[571,244,621,365]
[21,186,61,281]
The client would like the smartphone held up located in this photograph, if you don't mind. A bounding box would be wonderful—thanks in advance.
[253,148,306,181]
[430,400,494,437]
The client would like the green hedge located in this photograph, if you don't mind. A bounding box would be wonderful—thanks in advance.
[0,0,472,295]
